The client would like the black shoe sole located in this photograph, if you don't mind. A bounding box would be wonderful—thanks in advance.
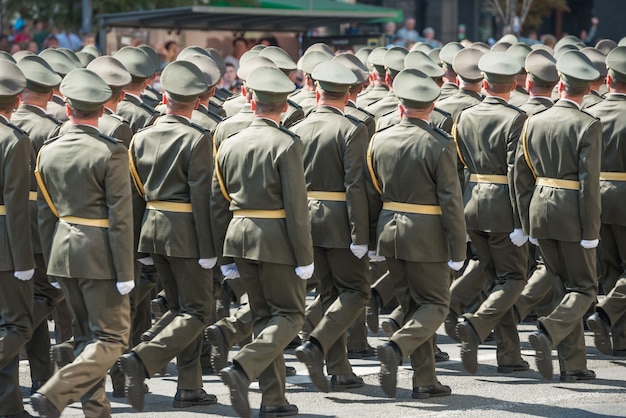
[587,317,613,356]
[118,355,145,411]
[295,346,329,392]
[204,326,230,374]
[173,398,218,408]
[221,369,251,418]
[457,324,478,374]
[377,345,398,398]
[529,333,553,380]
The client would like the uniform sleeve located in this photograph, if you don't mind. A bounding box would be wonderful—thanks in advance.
[113,123,133,148]
[513,126,536,236]
[280,139,314,266]
[343,123,370,245]
[4,134,34,271]
[189,132,216,258]
[579,118,602,240]
[437,142,467,262]
[507,112,528,229]
[364,136,383,249]
[105,146,134,282]
[210,151,233,265]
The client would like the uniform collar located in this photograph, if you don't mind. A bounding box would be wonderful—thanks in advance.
[253,117,280,128]
[484,96,509,105]
[316,105,345,116]
[605,93,626,100]
[0,114,8,124]
[556,98,581,110]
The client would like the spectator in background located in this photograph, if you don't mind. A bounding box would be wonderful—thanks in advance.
[581,17,599,46]
[33,19,49,51]
[55,27,82,51]
[219,62,241,94]
[26,41,39,53]
[0,35,9,52]
[162,40,180,69]
[540,34,557,48]
[43,35,59,49]
[224,37,248,71]
[383,22,397,46]
[423,27,442,48]
[259,35,279,46]
[396,18,420,44]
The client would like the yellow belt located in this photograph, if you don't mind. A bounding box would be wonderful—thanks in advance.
[29,191,37,201]
[469,174,508,184]
[536,177,580,190]
[146,201,193,213]
[382,201,442,215]
[233,209,286,219]
[60,216,109,228]
[0,205,4,215]
[600,172,626,181]
[307,191,346,201]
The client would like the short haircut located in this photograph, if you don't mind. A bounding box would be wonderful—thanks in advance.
[317,87,348,101]
[232,37,247,47]
[69,106,102,119]
[485,80,514,94]
[562,82,588,97]
[252,96,284,114]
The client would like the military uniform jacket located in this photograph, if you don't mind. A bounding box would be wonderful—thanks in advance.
[582,90,604,109]
[47,95,68,122]
[11,104,61,255]
[288,88,307,104]
[37,124,133,281]
[438,82,459,102]
[346,100,376,139]
[584,94,626,226]
[191,104,222,135]
[99,108,133,147]
[514,100,602,241]
[298,91,317,118]
[130,114,215,259]
[436,89,483,121]
[212,104,254,152]
[356,84,389,108]
[0,115,34,271]
[211,117,313,267]
[222,94,246,117]
[377,107,453,134]
[508,86,529,108]
[364,91,399,121]
[209,99,227,119]
[519,96,553,115]
[366,117,466,263]
[454,96,527,232]
[141,85,162,109]
[290,106,369,248]
[281,99,305,128]
[117,93,159,134]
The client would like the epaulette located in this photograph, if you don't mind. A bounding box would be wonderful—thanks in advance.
[278,124,299,140]
[7,121,28,136]
[207,110,223,124]
[188,121,207,134]
[345,113,363,126]
[433,107,452,118]
[140,101,158,115]
[365,97,384,108]
[288,117,305,129]
[110,113,130,124]
[373,123,394,135]
[505,102,524,114]
[98,132,122,144]
[585,100,602,110]
[358,106,375,118]
[378,108,396,119]
[225,130,240,140]
[580,108,601,121]
[432,126,452,141]
[530,107,550,117]
[287,99,302,110]
[43,134,61,145]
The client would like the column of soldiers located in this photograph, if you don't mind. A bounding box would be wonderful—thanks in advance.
[0,33,625,418]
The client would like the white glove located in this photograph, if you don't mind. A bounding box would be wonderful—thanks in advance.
[368,250,386,262]
[580,239,599,249]
[448,260,464,271]
[198,257,218,269]
[14,269,34,281]
[295,263,314,280]
[51,281,62,289]
[138,256,154,266]
[220,263,240,280]
[509,228,528,247]
[350,243,368,259]
[529,237,539,246]
[116,281,135,295]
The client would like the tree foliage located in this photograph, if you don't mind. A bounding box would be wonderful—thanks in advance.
[485,0,569,33]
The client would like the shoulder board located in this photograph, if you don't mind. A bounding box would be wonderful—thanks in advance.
[44,134,62,145]
[207,111,223,123]
[41,112,62,126]
[98,133,121,144]
[345,113,363,126]
[225,130,240,140]
[379,109,396,119]
[374,123,394,135]
[585,100,601,110]
[278,125,299,140]
[288,117,305,129]
[580,109,600,121]
[366,97,384,108]
[358,106,375,118]
[432,126,452,141]
[530,107,550,117]
[287,99,302,110]
[110,113,129,124]
[505,102,524,113]
[6,121,28,136]
[188,121,207,134]
[139,101,157,115]
[433,107,451,118]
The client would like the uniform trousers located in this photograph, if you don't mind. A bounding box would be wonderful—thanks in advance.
[598,223,626,350]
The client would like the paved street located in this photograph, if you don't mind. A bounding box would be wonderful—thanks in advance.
[20,307,626,417]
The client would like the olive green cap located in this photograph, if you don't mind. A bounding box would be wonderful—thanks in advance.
[0,61,26,103]
[177,46,210,61]
[531,44,554,55]
[440,42,464,66]
[393,68,440,108]
[554,43,579,60]
[205,48,227,77]
[554,35,583,53]
[556,50,600,88]
[60,68,111,110]
[312,60,357,93]
[12,50,34,62]
[470,42,490,53]
[39,48,79,77]
[479,51,521,83]
[404,51,444,78]
[410,42,433,53]
[332,53,369,84]
[506,43,532,72]
[246,65,295,103]
[259,46,297,72]
[453,47,485,82]
[182,54,221,88]
[58,48,83,68]
[490,42,511,53]
[428,48,441,64]
[305,43,334,55]
[618,37,626,47]
[249,44,266,52]
[81,45,100,57]
[137,44,161,73]
[76,51,96,68]
[86,56,132,92]
[525,49,558,84]
[237,56,277,81]
[160,60,208,102]
[595,39,617,55]
[239,50,260,69]
[17,55,62,93]
[114,46,154,79]
[605,46,626,83]
[355,47,372,66]
[580,47,607,77]
[384,46,408,76]
[367,47,388,72]
[498,34,518,45]
[0,51,17,63]
[301,50,332,75]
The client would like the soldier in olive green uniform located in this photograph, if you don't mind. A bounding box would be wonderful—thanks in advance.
[356,47,389,108]
[292,61,370,392]
[454,52,530,375]
[505,43,532,107]
[39,49,80,122]
[137,44,163,109]
[369,69,466,399]
[585,47,626,358]
[519,49,558,115]
[437,47,485,122]
[31,68,133,418]
[581,47,607,109]
[437,42,463,101]
[366,47,407,122]
[0,60,36,418]
[514,50,602,382]
[184,54,223,134]
[214,66,313,418]
[119,61,217,411]
[296,50,333,117]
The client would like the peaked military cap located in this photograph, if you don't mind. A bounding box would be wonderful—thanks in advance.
[491,42,511,53]
[531,44,555,55]
[440,42,464,67]
[305,43,334,55]
[606,46,626,83]
[39,48,79,77]
[0,51,17,63]
[470,42,490,53]
[58,48,83,68]
[393,68,440,108]
[259,46,297,72]
[506,43,532,72]
[246,65,295,103]
[76,51,96,67]
[404,51,444,78]
[301,50,332,75]
[580,47,608,77]
[332,53,369,85]
[0,60,26,103]
[367,47,388,72]
[525,49,558,84]
[12,50,34,62]
[557,50,600,88]
[86,56,132,92]
[249,44,266,52]
[177,46,210,61]
[479,51,521,83]
[114,46,154,79]
[595,39,617,55]
[17,55,62,93]
[554,43,579,60]
[239,50,260,68]
[182,54,221,88]
[160,60,208,102]
[453,47,485,82]
[137,44,161,73]
[81,45,100,57]
[384,46,408,76]
[355,47,372,66]
[205,48,227,77]
[60,68,112,110]
[313,61,357,93]
[410,42,433,53]
[618,37,626,48]
[237,56,276,81]
[428,48,441,64]
[554,35,583,53]
[498,34,519,45]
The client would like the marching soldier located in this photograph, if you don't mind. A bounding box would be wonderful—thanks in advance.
[581,47,608,108]
[39,48,80,122]
[296,50,332,117]
[437,42,463,101]
[366,46,407,122]
[505,43,532,107]
[137,44,163,109]
[356,47,389,108]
